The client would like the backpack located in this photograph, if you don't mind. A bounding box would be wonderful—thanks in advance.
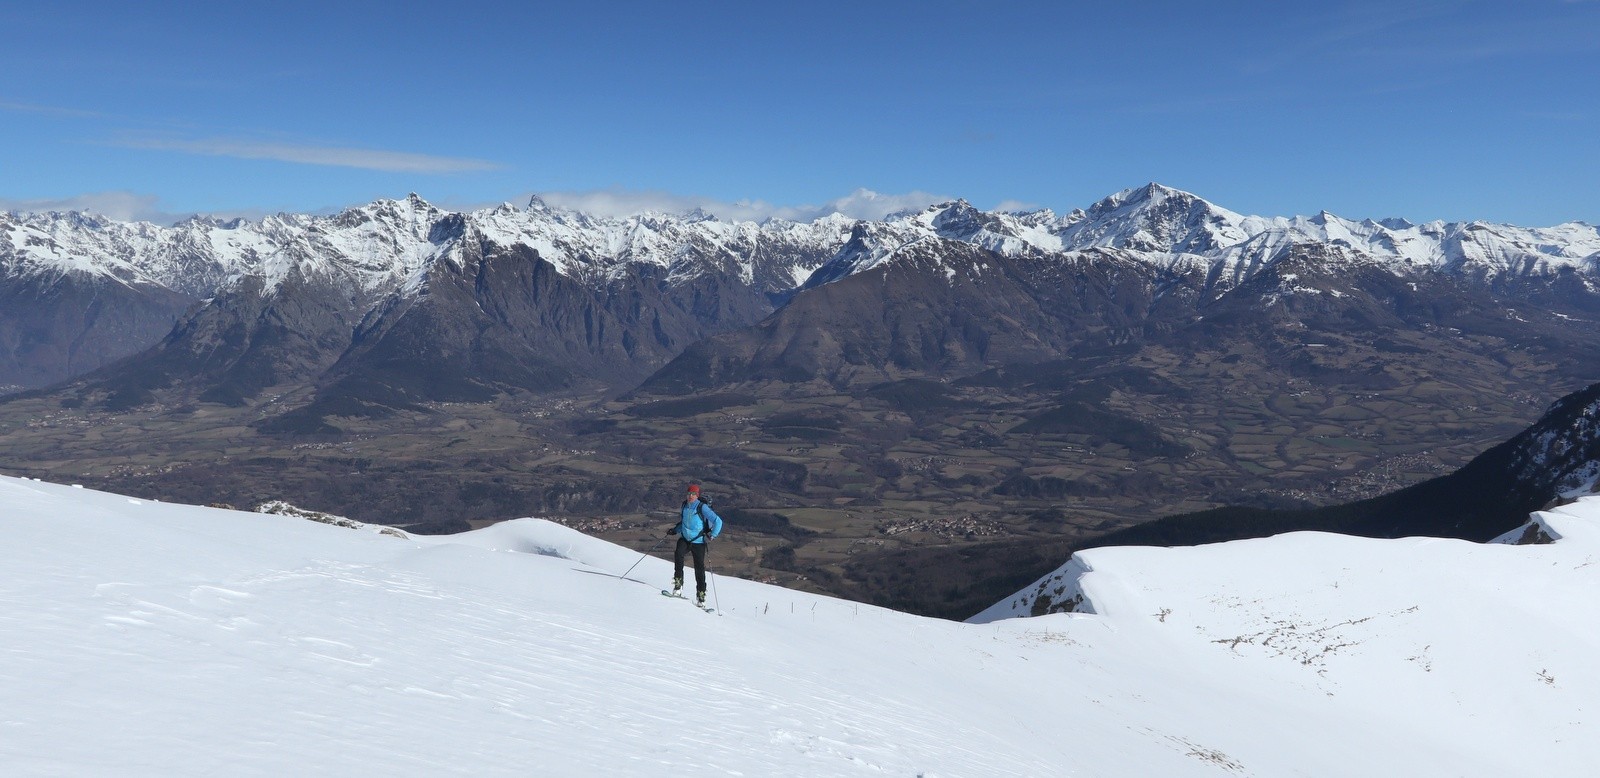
[676,495,715,540]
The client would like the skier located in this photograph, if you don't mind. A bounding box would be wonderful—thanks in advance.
[667,484,723,607]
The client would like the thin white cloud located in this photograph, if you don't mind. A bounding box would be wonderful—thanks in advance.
[533,187,952,222]
[0,191,285,225]
[0,100,108,120]
[0,191,175,223]
[3,187,961,227]
[993,199,1046,214]
[106,136,503,174]
[815,188,953,221]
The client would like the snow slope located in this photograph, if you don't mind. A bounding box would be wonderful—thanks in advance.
[3,474,1598,776]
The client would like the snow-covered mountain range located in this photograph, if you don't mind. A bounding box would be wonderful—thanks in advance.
[804,184,1600,293]
[0,194,853,394]
[0,193,854,302]
[8,184,1596,300]
[4,183,1597,400]
[4,471,1597,775]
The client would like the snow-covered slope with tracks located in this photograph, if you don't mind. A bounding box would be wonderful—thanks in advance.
[4,474,1598,776]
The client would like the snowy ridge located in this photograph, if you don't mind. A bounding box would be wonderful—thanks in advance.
[472,196,853,288]
[799,183,1600,294]
[1049,183,1600,282]
[5,474,1600,775]
[7,184,1595,307]
[1,195,854,305]
[0,196,443,299]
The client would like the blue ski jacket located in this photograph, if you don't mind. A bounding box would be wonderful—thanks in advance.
[678,499,722,544]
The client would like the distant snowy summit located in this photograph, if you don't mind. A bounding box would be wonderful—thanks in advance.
[4,183,1597,302]
[807,184,1600,292]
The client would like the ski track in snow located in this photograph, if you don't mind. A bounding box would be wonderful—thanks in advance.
[4,475,1600,775]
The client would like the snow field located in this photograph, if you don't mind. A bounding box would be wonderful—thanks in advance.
[3,475,1599,776]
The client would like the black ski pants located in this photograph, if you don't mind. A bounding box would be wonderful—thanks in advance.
[673,537,709,595]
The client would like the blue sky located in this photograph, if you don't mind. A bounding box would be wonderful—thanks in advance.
[1,1,1596,225]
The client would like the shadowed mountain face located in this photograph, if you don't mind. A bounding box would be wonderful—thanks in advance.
[0,194,851,403]
[65,272,373,411]
[639,238,1600,401]
[639,242,1198,394]
[0,269,196,393]
[48,240,790,434]
[304,238,778,413]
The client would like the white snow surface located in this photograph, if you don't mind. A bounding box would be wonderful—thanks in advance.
[5,475,1599,776]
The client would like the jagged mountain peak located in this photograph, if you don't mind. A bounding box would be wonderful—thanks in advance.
[1005,206,1060,224]
[1061,183,1247,255]
[173,214,248,230]
[1090,182,1205,212]
[925,199,988,230]
[340,193,443,223]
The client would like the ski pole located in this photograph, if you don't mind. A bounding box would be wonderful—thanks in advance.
[619,533,669,581]
[707,540,721,613]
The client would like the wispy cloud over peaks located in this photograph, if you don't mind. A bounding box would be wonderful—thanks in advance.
[0,191,284,225]
[3,187,959,228]
[107,136,503,174]
[534,187,952,222]
[0,191,174,223]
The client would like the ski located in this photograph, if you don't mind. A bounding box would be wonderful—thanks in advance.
[661,590,715,612]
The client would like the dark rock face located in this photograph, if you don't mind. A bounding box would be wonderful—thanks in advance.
[639,233,1600,403]
[640,242,1193,394]
[55,230,791,427]
[318,238,778,406]
[0,270,194,393]
[70,272,369,409]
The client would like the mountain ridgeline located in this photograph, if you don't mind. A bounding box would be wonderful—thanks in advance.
[4,184,1597,412]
